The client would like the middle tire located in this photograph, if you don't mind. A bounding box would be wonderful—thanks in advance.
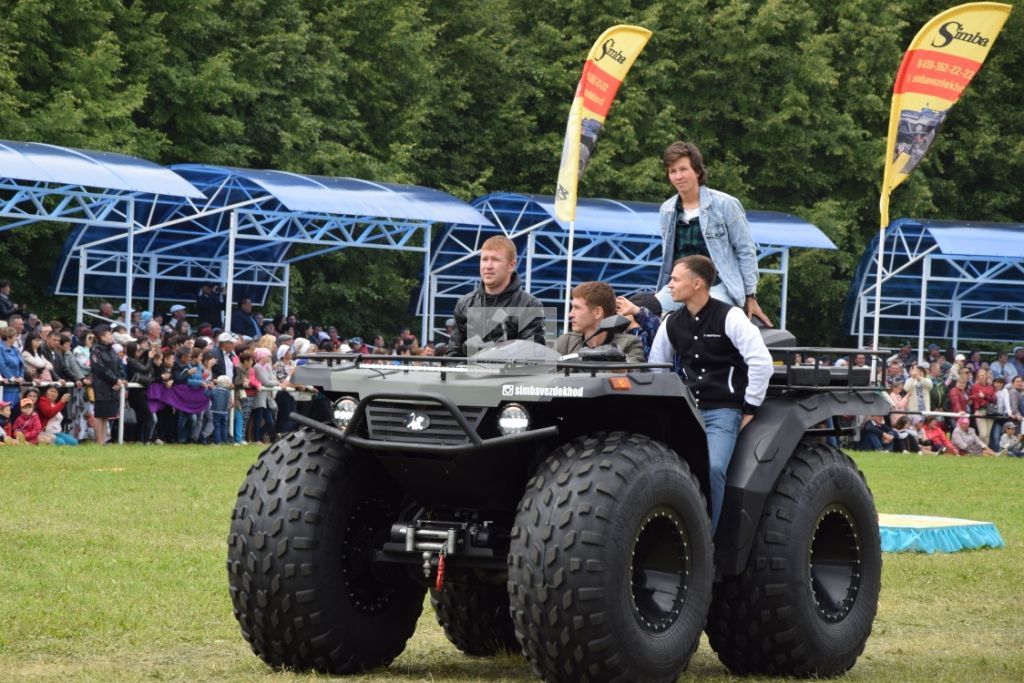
[430,582,520,656]
[508,432,713,683]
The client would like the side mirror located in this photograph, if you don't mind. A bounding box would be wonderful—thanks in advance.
[597,314,631,336]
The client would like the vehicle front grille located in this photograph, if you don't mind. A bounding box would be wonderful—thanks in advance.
[364,401,487,445]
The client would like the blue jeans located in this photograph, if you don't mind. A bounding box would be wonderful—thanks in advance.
[54,433,78,446]
[656,282,736,313]
[701,407,742,533]
[176,411,195,443]
[212,413,228,444]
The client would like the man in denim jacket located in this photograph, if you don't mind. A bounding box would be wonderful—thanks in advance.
[654,141,772,327]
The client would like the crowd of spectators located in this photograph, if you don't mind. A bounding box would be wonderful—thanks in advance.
[3,271,1024,459]
[0,280,442,446]
[847,341,1024,457]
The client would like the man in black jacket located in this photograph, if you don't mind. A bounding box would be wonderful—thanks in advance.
[231,298,262,339]
[446,236,546,357]
[649,255,773,532]
[0,280,19,320]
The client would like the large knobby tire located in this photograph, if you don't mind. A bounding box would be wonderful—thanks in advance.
[430,582,520,656]
[706,441,882,677]
[227,429,426,674]
[509,432,713,683]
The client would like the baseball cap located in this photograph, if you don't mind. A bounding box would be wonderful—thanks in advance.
[955,353,966,362]
[169,304,185,313]
[444,318,455,327]
[217,332,234,343]
[0,400,10,408]
[927,343,940,350]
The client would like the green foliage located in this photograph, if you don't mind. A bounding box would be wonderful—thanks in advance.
[0,0,1020,342]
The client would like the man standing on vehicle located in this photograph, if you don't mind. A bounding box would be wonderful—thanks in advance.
[649,255,773,532]
[555,281,644,362]
[655,141,772,327]
[446,236,546,357]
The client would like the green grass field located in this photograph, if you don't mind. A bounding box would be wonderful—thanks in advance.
[1,444,1021,683]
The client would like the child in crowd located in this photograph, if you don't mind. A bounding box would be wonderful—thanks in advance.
[210,375,233,445]
[173,347,204,443]
[232,351,255,446]
[0,399,21,444]
[37,385,78,445]
[892,416,921,453]
[11,397,42,444]
[998,422,1024,458]
[193,350,218,443]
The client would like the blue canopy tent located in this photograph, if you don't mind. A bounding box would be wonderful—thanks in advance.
[422,191,836,337]
[0,140,493,338]
[844,217,1024,350]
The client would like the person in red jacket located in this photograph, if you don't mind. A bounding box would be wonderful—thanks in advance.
[945,377,970,431]
[921,415,956,455]
[37,385,78,446]
[11,397,42,444]
[969,368,997,445]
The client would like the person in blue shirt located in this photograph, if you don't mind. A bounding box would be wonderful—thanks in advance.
[654,141,772,327]
[0,326,25,406]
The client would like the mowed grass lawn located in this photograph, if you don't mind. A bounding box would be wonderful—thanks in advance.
[1,444,1022,683]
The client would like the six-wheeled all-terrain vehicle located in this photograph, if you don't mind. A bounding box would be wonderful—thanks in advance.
[227,322,890,682]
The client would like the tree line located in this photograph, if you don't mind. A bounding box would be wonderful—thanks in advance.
[1,0,1020,343]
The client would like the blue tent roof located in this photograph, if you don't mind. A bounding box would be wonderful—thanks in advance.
[48,162,491,307]
[844,218,1024,343]
[173,165,492,226]
[0,140,205,198]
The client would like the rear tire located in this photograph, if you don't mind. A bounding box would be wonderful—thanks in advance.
[706,441,881,676]
[430,582,520,656]
[227,429,425,674]
[509,432,713,683]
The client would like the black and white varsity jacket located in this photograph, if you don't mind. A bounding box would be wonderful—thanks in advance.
[649,297,773,414]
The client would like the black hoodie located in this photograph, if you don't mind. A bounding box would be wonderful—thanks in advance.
[446,271,546,357]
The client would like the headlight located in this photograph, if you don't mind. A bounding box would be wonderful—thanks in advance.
[497,403,530,435]
[332,396,358,429]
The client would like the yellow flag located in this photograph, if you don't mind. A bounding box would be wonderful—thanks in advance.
[555,25,652,222]
[880,2,1012,227]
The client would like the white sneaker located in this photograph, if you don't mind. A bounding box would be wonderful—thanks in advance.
[153,438,164,445]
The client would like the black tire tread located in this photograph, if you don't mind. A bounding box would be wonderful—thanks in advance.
[227,429,424,674]
[430,583,520,656]
[508,431,713,683]
[706,441,881,677]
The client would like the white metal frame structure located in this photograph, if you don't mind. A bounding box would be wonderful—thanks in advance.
[0,141,491,341]
[846,218,1024,351]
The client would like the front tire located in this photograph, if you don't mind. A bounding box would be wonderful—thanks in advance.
[227,429,425,674]
[707,442,882,676]
[508,432,713,683]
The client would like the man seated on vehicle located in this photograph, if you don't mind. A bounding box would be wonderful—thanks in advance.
[446,235,546,357]
[649,255,773,533]
[554,282,644,362]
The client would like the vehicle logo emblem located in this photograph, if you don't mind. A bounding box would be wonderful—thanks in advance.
[405,412,430,431]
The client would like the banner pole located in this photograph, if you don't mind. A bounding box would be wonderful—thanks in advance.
[563,219,576,335]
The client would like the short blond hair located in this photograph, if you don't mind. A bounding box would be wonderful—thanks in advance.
[481,235,517,262]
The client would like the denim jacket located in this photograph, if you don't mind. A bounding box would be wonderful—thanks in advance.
[657,186,759,307]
